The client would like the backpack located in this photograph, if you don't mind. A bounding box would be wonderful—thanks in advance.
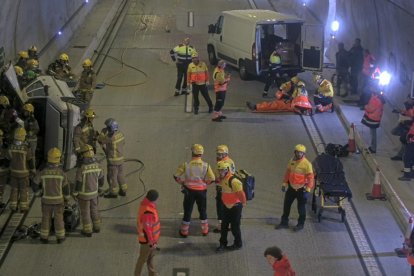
[325,143,349,157]
[229,169,255,200]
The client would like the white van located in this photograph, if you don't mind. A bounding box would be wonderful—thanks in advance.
[207,10,324,80]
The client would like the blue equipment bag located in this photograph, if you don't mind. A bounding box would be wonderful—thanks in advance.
[230,169,255,200]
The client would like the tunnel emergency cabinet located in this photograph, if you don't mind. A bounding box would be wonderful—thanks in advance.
[3,64,80,170]
[207,9,324,80]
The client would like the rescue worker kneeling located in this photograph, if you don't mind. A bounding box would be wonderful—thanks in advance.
[73,144,104,237]
[313,74,334,113]
[33,148,70,244]
[174,144,215,237]
[216,161,246,252]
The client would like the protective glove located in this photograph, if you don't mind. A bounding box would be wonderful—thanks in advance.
[281,186,286,193]
[303,190,310,200]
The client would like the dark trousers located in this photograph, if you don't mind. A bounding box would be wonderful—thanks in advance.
[314,95,333,106]
[220,203,243,247]
[215,188,224,220]
[214,91,226,112]
[183,189,207,222]
[175,63,189,90]
[336,69,349,95]
[350,68,361,95]
[281,186,307,225]
[192,84,213,111]
[264,68,280,92]
[403,143,414,169]
[358,76,372,106]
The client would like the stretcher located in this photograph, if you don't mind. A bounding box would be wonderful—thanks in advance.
[311,153,352,222]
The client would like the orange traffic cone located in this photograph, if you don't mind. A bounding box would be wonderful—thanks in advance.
[395,217,414,258]
[366,168,387,200]
[348,123,356,153]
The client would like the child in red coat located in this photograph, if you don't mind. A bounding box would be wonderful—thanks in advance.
[264,246,296,276]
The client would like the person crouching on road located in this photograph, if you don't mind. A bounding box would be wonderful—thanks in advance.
[134,190,160,276]
[264,246,296,276]
[73,144,104,237]
[174,144,215,237]
[33,148,70,244]
[212,60,231,122]
[313,74,334,113]
[215,161,246,253]
[214,145,236,233]
[275,144,314,232]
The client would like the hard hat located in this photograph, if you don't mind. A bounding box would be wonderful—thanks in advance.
[23,103,34,113]
[47,147,62,164]
[14,128,27,141]
[217,60,226,68]
[0,96,10,106]
[26,70,37,79]
[18,51,29,59]
[291,76,299,84]
[191,144,204,155]
[82,59,93,68]
[191,52,199,59]
[27,59,39,68]
[59,53,69,62]
[294,144,306,153]
[14,66,24,76]
[297,81,306,88]
[29,45,38,52]
[216,144,229,154]
[217,160,230,170]
[84,108,95,118]
[104,118,119,132]
[183,37,190,44]
[313,73,322,83]
[82,144,94,158]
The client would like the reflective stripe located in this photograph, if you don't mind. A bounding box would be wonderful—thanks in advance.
[41,175,64,200]
[184,162,208,190]
[108,133,124,162]
[81,166,102,195]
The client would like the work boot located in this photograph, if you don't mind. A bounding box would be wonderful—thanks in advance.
[216,244,227,253]
[275,223,289,230]
[262,91,268,98]
[212,117,222,122]
[179,230,188,238]
[118,189,126,197]
[57,238,66,244]
[104,193,118,198]
[174,90,180,96]
[219,115,227,119]
[228,244,242,251]
[40,238,49,244]
[293,224,304,232]
[180,89,189,95]
[368,147,376,154]
[390,155,402,161]
[194,109,199,115]
[81,231,92,237]
[246,101,256,111]
[398,171,413,181]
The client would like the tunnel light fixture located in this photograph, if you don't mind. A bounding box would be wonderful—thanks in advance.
[85,0,89,3]
[57,31,62,36]
[379,71,391,86]
[331,20,339,32]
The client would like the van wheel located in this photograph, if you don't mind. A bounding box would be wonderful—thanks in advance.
[207,45,217,65]
[239,60,248,80]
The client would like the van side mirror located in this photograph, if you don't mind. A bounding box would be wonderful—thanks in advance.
[208,24,216,34]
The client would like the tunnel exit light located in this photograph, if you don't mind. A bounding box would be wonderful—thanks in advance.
[57,31,62,36]
[331,20,339,32]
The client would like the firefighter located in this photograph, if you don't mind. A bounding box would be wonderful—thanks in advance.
[276,144,314,231]
[174,144,215,237]
[15,51,29,71]
[33,147,70,244]
[47,53,74,80]
[215,161,246,252]
[170,37,197,96]
[263,48,282,98]
[212,60,231,122]
[0,130,8,208]
[14,66,25,87]
[7,127,35,212]
[26,59,41,75]
[7,109,25,146]
[77,59,97,106]
[134,189,160,276]
[73,144,104,237]
[0,95,12,131]
[313,74,334,113]
[73,108,98,166]
[187,53,213,115]
[214,145,236,233]
[97,118,126,198]
[22,103,39,168]
[398,121,414,181]
[28,45,39,62]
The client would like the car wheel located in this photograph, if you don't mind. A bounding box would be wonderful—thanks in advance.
[207,45,217,65]
[239,60,248,80]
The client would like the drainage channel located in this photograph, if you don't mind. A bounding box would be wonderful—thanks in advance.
[300,115,385,276]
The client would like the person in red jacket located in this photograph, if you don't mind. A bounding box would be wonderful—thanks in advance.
[135,190,160,276]
[264,246,296,276]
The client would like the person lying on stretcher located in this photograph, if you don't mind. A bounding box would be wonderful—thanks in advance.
[246,80,313,116]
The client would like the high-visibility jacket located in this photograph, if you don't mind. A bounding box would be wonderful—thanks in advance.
[187,62,209,85]
[137,198,160,245]
[362,54,375,76]
[24,116,39,143]
[170,44,196,63]
[283,157,314,191]
[220,172,246,208]
[33,165,70,204]
[73,120,96,153]
[279,81,295,96]
[269,51,281,70]
[317,79,334,98]
[174,157,215,191]
[75,160,104,200]
[213,67,230,92]
[79,69,97,91]
[362,93,385,128]
[98,130,125,165]
[7,143,33,178]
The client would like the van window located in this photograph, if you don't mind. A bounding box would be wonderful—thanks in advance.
[215,16,224,34]
[26,80,47,97]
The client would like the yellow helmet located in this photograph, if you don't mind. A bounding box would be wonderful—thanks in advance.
[191,144,204,155]
[294,144,306,153]
[216,144,229,154]
[27,59,39,68]
[23,103,34,113]
[82,59,93,68]
[18,51,29,59]
[291,76,299,84]
[84,108,95,118]
[297,81,306,88]
[82,144,94,158]
[14,128,27,141]
[217,160,230,170]
[59,53,69,62]
[47,147,62,164]
[14,66,24,76]
[191,52,199,59]
[0,96,10,106]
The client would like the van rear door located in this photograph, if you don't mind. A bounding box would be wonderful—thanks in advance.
[301,24,324,71]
